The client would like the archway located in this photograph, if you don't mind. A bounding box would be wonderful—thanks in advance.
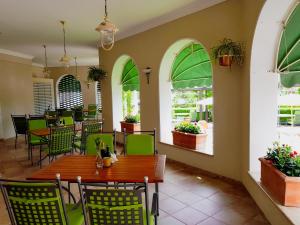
[159,39,213,152]
[249,0,296,171]
[111,55,140,131]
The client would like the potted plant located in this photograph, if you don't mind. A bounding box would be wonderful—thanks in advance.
[172,121,207,150]
[211,38,244,67]
[120,115,140,133]
[87,66,107,82]
[259,142,300,206]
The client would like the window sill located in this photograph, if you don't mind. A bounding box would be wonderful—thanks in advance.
[158,141,214,156]
[248,171,300,225]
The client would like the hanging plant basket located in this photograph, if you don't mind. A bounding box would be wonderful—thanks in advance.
[87,66,107,82]
[218,55,234,67]
[212,38,244,67]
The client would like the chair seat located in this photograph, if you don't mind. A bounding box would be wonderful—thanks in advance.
[30,135,48,145]
[66,203,84,225]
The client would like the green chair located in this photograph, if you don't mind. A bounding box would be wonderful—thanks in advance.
[40,126,74,168]
[124,129,157,155]
[59,116,74,125]
[86,130,116,155]
[77,176,158,225]
[62,110,74,118]
[85,104,97,120]
[0,174,84,225]
[11,114,28,149]
[28,119,48,164]
[74,121,103,154]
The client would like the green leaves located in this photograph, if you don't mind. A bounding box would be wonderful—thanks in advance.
[124,115,139,123]
[175,121,203,134]
[87,66,107,82]
[266,142,300,177]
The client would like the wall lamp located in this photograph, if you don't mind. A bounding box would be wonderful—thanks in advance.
[143,67,152,84]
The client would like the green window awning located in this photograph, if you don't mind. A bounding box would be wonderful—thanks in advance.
[277,3,300,88]
[121,59,140,91]
[171,43,212,90]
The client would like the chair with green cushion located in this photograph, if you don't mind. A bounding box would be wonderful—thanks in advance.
[85,104,97,120]
[40,126,74,168]
[77,176,158,225]
[28,114,45,120]
[86,130,116,155]
[0,174,84,225]
[74,121,103,154]
[28,119,48,164]
[59,116,74,125]
[62,110,74,118]
[124,128,157,155]
[45,110,58,126]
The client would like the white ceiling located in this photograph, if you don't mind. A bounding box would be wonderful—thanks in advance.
[0,0,225,67]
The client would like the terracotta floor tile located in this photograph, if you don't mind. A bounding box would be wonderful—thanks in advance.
[159,198,187,214]
[172,191,203,205]
[208,192,241,205]
[158,215,186,225]
[191,198,228,216]
[197,217,228,225]
[172,206,208,225]
[213,208,254,225]
[159,181,186,196]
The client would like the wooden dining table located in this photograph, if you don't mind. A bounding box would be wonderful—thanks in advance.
[30,125,81,137]
[27,154,166,219]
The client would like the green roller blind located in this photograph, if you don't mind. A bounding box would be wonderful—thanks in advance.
[171,43,212,90]
[121,59,140,91]
[277,3,300,88]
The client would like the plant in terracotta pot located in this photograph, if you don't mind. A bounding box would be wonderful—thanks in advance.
[259,142,300,206]
[172,121,207,150]
[120,115,140,133]
[87,66,107,82]
[211,38,244,67]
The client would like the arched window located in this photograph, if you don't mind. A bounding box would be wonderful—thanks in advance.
[57,74,83,108]
[160,40,213,154]
[121,58,140,118]
[96,81,102,111]
[111,55,140,130]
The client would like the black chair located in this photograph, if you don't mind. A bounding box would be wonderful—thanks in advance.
[11,114,28,149]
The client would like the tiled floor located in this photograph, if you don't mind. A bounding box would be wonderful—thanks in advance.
[0,137,270,225]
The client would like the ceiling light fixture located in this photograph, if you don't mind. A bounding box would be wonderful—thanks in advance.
[95,0,118,51]
[42,45,50,78]
[59,20,71,67]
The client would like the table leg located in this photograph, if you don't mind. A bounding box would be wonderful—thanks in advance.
[68,182,71,203]
[155,183,159,215]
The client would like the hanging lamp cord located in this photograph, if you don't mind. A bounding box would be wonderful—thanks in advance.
[43,45,48,69]
[104,0,108,20]
[61,21,67,55]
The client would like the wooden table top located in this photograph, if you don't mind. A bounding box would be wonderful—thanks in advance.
[31,126,81,137]
[27,155,166,183]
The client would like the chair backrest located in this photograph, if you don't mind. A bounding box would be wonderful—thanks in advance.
[74,108,84,122]
[59,116,74,125]
[79,121,103,153]
[48,126,74,156]
[62,110,74,117]
[88,104,97,116]
[28,114,45,120]
[0,176,69,225]
[86,131,116,155]
[77,177,150,225]
[124,129,156,155]
[28,119,47,131]
[11,115,27,135]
